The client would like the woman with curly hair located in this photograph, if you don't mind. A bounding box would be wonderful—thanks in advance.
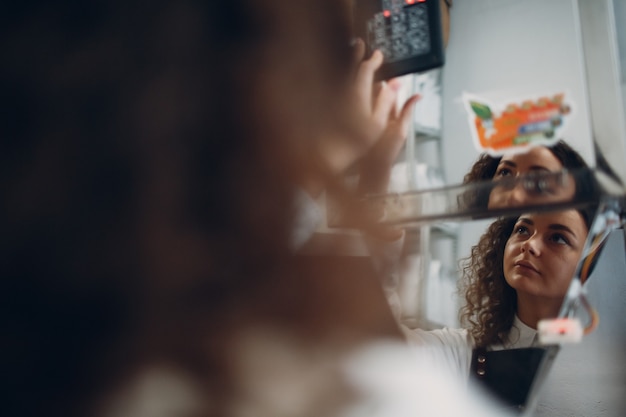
[459,206,595,349]
[402,206,594,381]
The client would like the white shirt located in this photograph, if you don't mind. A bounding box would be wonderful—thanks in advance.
[490,315,539,351]
[399,315,540,383]
[399,325,474,382]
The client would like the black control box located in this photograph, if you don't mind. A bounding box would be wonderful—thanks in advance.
[353,0,445,80]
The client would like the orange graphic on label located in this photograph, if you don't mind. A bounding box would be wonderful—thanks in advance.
[464,93,571,155]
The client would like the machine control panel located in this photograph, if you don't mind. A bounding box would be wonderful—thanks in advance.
[354,0,445,80]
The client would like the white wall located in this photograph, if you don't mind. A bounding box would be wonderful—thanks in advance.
[440,0,595,186]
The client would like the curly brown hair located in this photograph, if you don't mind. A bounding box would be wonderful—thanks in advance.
[459,217,518,348]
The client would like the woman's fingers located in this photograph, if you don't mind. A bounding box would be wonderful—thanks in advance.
[373,93,421,167]
[371,80,400,133]
[371,78,406,128]
[387,78,404,118]
[383,94,421,158]
[354,49,384,111]
[396,93,421,132]
[351,38,366,66]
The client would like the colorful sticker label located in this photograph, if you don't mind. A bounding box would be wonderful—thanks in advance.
[463,92,572,156]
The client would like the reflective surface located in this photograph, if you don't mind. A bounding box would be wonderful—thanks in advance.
[380,0,626,415]
[372,168,598,226]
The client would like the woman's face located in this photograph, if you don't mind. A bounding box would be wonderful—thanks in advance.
[487,147,576,209]
[503,210,588,300]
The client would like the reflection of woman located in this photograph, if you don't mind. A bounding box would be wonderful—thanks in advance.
[402,208,594,378]
[459,207,595,349]
[460,140,594,211]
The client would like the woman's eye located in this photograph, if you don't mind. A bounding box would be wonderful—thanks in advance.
[494,167,513,178]
[550,233,570,245]
[514,225,529,235]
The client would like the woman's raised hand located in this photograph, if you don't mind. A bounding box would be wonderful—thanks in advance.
[313,39,419,196]
[351,40,420,195]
